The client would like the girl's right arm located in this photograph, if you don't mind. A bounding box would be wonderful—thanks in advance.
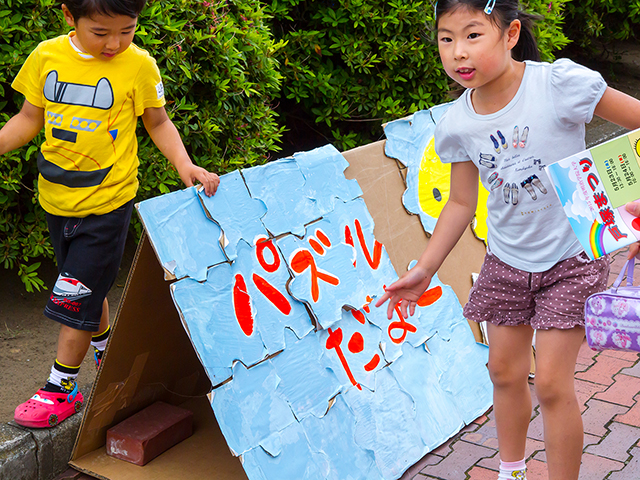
[0,100,44,156]
[375,160,479,319]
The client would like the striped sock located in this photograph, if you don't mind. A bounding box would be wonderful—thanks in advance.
[42,359,80,393]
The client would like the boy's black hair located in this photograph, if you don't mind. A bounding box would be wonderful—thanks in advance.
[435,0,542,62]
[63,0,147,20]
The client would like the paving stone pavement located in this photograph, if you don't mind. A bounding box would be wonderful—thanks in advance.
[400,248,640,480]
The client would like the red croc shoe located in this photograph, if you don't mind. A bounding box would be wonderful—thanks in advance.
[14,382,83,428]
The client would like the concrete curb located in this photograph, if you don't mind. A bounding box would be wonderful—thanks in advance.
[0,385,90,480]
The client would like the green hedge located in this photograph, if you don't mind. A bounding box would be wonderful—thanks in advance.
[0,0,283,292]
[269,0,571,152]
[0,0,610,291]
[563,0,640,51]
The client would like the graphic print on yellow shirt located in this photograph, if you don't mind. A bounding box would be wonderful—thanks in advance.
[12,33,166,217]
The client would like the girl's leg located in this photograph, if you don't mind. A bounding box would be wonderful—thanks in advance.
[486,323,535,462]
[534,327,585,480]
[57,298,109,366]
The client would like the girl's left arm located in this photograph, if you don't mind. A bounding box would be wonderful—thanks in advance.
[142,106,220,196]
[594,87,640,130]
[594,87,640,260]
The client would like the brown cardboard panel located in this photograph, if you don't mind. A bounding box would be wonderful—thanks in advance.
[73,141,488,478]
[72,396,247,480]
[342,141,486,305]
[72,234,211,460]
[343,141,486,342]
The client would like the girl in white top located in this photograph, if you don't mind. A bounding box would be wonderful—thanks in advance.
[376,1,640,479]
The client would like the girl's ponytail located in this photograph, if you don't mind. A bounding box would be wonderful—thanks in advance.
[511,10,541,62]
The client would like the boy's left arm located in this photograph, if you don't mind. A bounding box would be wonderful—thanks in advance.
[142,106,219,196]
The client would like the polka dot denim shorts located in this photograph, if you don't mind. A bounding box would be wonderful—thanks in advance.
[463,251,610,330]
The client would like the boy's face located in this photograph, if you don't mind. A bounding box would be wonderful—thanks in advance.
[62,4,137,60]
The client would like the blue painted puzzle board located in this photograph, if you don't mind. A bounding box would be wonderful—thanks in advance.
[136,144,492,480]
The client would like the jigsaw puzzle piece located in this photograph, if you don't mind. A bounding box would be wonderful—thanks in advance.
[301,394,385,480]
[318,308,385,392]
[136,187,226,281]
[269,329,342,421]
[276,225,363,329]
[233,239,314,353]
[324,199,398,299]
[294,144,362,215]
[389,342,466,451]
[365,274,454,362]
[242,157,322,237]
[343,367,426,480]
[242,422,330,480]
[211,361,296,457]
[425,321,492,423]
[170,262,267,386]
[197,169,268,262]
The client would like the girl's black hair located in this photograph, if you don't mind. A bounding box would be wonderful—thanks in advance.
[63,0,147,19]
[435,0,541,62]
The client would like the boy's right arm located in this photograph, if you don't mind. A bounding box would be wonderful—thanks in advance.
[375,160,479,319]
[0,100,44,156]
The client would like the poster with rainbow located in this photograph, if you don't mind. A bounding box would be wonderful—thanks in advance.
[546,128,640,260]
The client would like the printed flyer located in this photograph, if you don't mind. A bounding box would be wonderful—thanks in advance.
[546,128,640,259]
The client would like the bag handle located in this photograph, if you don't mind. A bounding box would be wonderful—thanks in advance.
[613,257,636,291]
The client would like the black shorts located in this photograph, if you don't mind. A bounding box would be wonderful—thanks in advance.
[44,200,134,332]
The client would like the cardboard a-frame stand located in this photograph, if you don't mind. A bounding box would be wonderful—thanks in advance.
[68,140,487,479]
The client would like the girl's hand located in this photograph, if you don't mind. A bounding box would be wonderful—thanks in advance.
[625,201,640,260]
[375,264,433,320]
[179,164,220,197]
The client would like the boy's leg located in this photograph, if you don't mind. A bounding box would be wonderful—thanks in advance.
[534,327,585,480]
[486,323,534,462]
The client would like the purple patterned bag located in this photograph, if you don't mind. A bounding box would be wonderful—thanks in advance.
[585,258,640,352]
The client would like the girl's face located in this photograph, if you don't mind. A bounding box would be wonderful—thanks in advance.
[437,6,519,91]
[62,5,137,60]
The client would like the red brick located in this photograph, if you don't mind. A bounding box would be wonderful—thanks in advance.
[599,349,640,362]
[419,441,496,480]
[579,452,625,480]
[582,399,628,437]
[523,458,547,480]
[575,378,607,412]
[615,393,640,427]
[575,355,635,386]
[594,374,640,407]
[576,340,598,369]
[585,422,640,462]
[399,452,444,479]
[106,401,193,466]
[620,361,640,378]
[478,437,544,471]
[466,465,498,480]
[608,446,640,479]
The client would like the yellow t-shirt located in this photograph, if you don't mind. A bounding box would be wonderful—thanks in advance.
[12,33,166,217]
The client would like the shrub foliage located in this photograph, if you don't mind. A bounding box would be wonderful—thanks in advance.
[0,0,283,291]
[269,0,570,152]
[563,0,640,51]
[0,0,609,292]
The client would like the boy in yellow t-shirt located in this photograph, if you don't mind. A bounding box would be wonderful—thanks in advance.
[1,0,220,428]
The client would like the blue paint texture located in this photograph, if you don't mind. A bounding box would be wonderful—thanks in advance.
[136,143,492,480]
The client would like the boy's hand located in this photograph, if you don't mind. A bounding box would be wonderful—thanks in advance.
[179,164,220,197]
[626,201,640,260]
[374,264,433,320]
